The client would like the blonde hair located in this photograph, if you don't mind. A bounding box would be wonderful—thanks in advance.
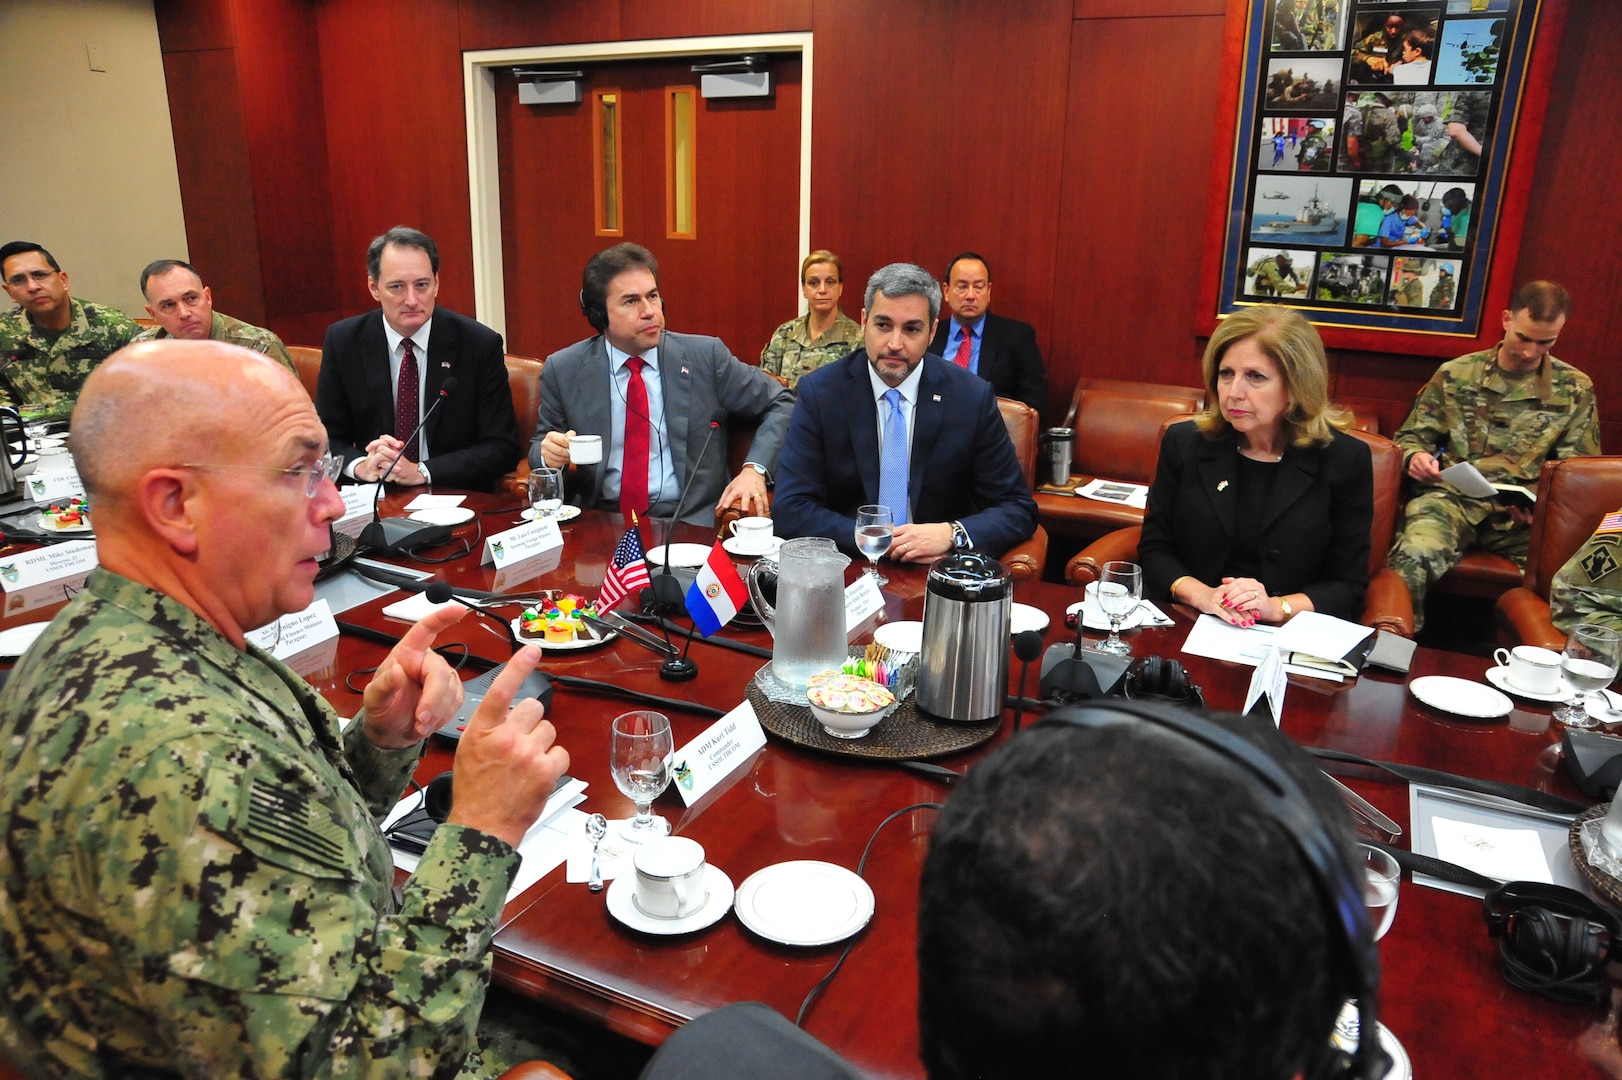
[800,250,843,283]
[1194,306,1350,448]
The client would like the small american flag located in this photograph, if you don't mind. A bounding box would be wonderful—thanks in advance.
[598,521,651,610]
[1598,510,1622,535]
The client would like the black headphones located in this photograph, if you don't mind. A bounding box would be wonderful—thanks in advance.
[1036,701,1384,1080]
[1123,655,1205,708]
[1483,880,1620,1005]
[579,288,608,333]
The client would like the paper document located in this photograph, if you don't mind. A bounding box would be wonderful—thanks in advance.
[1268,611,1375,676]
[1181,615,1345,682]
[1074,478,1148,509]
[1439,461,1536,508]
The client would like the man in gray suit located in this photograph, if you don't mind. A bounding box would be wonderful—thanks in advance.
[531,243,793,524]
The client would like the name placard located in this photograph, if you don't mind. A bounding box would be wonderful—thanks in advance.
[335,484,379,539]
[670,701,768,806]
[26,471,85,504]
[1244,645,1287,726]
[844,574,885,632]
[246,597,339,659]
[483,518,563,567]
[0,540,97,592]
[3,572,90,615]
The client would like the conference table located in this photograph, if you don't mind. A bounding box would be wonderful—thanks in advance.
[2,489,1617,1079]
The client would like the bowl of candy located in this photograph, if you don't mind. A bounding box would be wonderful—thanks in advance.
[805,672,896,739]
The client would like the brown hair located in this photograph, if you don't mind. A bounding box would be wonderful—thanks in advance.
[1195,306,1350,449]
[800,250,843,283]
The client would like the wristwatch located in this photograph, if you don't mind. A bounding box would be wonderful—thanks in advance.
[1279,597,1294,618]
[950,521,970,550]
[746,462,767,477]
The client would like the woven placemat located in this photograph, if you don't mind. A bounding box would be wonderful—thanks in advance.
[1569,804,1622,913]
[746,675,999,761]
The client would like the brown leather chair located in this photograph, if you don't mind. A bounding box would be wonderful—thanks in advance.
[995,396,1048,581]
[1036,378,1207,543]
[499,353,546,498]
[1495,457,1622,649]
[286,344,323,401]
[1064,428,1415,637]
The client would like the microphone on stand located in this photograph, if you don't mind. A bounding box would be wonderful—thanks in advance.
[425,581,519,650]
[648,410,726,683]
[358,377,459,556]
[1011,630,1045,731]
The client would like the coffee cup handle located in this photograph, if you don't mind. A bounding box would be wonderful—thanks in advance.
[671,877,688,913]
[1493,647,1511,668]
[726,520,740,538]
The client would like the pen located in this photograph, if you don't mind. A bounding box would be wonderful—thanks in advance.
[1433,442,1447,466]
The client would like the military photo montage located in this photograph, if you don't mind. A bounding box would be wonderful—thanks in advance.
[1238,0,1515,317]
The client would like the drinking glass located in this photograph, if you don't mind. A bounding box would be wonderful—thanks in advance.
[528,467,564,519]
[1359,843,1400,941]
[610,711,673,843]
[854,504,894,587]
[1094,561,1143,655]
[1554,624,1621,730]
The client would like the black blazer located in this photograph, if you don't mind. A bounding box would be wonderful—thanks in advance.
[1138,421,1373,620]
[929,311,1046,413]
[316,307,521,491]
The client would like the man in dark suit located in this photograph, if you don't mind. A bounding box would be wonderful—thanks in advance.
[316,226,521,491]
[927,252,1046,412]
[774,262,1037,561]
[530,242,793,524]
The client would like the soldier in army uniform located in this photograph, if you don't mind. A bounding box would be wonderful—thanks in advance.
[1391,259,1425,307]
[1352,91,1402,173]
[134,259,296,374]
[1249,252,1302,296]
[1351,14,1408,83]
[1388,282,1598,630]
[1435,92,1488,176]
[1297,119,1331,172]
[0,241,136,420]
[1551,509,1622,634]
[759,249,863,389]
[0,340,571,1077]
[1428,264,1456,309]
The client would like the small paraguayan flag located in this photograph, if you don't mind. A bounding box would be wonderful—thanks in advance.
[684,540,748,637]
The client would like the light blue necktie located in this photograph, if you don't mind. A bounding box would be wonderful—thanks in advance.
[878,389,909,525]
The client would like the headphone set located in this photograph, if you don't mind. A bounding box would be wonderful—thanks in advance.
[1483,880,1621,1006]
[1123,655,1205,708]
[579,288,608,333]
[382,772,455,855]
[1036,701,1385,1080]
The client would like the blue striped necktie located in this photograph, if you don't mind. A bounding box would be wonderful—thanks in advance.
[878,388,909,525]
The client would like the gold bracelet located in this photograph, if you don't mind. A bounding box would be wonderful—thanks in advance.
[1169,576,1194,602]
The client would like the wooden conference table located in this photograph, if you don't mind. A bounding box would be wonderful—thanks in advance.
[3,491,1615,1078]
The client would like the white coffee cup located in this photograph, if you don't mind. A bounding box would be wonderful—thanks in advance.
[728,516,776,552]
[568,433,603,465]
[1493,644,1561,694]
[632,836,707,919]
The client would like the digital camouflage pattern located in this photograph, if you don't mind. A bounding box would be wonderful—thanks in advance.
[1388,348,1600,628]
[1429,271,1456,309]
[134,310,296,374]
[0,297,137,420]
[759,310,862,388]
[0,570,521,1078]
[1551,509,1622,635]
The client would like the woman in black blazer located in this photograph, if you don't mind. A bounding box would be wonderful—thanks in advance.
[1139,306,1373,625]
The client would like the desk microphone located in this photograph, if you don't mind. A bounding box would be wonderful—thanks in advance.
[425,580,519,649]
[647,410,725,685]
[1011,630,1044,730]
[358,377,459,556]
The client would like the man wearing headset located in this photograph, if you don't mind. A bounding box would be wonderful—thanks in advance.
[531,242,793,523]
[638,706,1377,1079]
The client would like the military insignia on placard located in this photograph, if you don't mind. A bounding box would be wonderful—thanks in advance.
[674,760,694,791]
[0,564,16,583]
[1582,546,1619,583]
[491,540,505,559]
[28,479,44,498]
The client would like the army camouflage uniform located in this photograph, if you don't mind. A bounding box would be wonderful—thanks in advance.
[1437,93,1488,176]
[1551,509,1622,634]
[0,570,522,1078]
[1388,349,1599,629]
[1392,275,1424,307]
[1359,103,1402,172]
[1429,272,1456,309]
[0,297,136,420]
[134,309,297,374]
[1248,257,1300,296]
[759,310,862,389]
[1296,129,1330,171]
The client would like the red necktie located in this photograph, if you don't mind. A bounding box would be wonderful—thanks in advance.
[395,339,420,460]
[953,329,973,369]
[621,356,650,519]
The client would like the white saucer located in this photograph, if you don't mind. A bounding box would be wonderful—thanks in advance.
[606,864,734,935]
[873,620,924,654]
[1066,599,1153,632]
[521,505,582,523]
[1484,665,1570,703]
[408,506,475,526]
[733,860,875,947]
[1408,675,1512,719]
[1010,602,1049,635]
[0,621,49,657]
[30,436,65,449]
[647,543,710,571]
[722,535,782,558]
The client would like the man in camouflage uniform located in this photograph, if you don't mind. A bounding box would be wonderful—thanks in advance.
[1249,252,1302,297]
[1388,281,1598,630]
[1296,119,1330,172]
[134,258,296,374]
[0,340,571,1077]
[1436,92,1489,176]
[1391,259,1425,307]
[1351,14,1408,83]
[759,250,863,389]
[1429,264,1456,309]
[1353,92,1402,173]
[1551,508,1622,634]
[0,241,136,421]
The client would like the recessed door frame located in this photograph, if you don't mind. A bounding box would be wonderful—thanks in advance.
[463,33,814,340]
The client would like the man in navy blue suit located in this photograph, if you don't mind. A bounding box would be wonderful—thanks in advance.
[774,262,1036,561]
[927,252,1046,412]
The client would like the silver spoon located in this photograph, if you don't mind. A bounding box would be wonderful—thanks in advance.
[586,813,608,892]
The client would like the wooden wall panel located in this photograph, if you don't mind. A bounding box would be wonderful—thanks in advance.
[618,0,812,38]
[153,0,236,53]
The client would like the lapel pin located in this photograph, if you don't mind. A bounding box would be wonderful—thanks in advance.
[681,365,690,375]
[440,361,451,369]
[1217,480,1229,492]
[932,394,942,402]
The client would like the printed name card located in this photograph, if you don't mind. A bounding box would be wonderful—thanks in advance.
[669,701,768,806]
[844,574,885,631]
[0,540,97,592]
[246,597,339,659]
[26,470,85,503]
[335,484,379,539]
[4,572,90,615]
[483,518,563,567]
[1244,645,1287,726]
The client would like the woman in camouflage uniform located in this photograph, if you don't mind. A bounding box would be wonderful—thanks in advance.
[759,250,863,388]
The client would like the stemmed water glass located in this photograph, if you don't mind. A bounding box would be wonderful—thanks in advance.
[854,504,894,587]
[1359,843,1400,941]
[1094,561,1143,655]
[528,466,564,519]
[610,711,673,843]
[1554,623,1621,730]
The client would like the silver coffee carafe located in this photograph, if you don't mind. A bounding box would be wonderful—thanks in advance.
[917,552,1011,723]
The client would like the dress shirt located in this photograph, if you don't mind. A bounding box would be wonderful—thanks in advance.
[866,360,972,544]
[342,319,435,481]
[606,341,679,508]
[942,315,986,375]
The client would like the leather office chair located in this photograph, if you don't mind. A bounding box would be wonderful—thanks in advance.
[286,344,323,401]
[1064,427,1414,637]
[499,353,546,498]
[1495,457,1622,649]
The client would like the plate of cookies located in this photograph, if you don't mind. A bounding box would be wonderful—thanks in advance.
[511,592,616,651]
[38,497,91,533]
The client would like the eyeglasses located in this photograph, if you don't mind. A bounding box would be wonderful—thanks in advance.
[176,451,343,497]
[3,269,60,289]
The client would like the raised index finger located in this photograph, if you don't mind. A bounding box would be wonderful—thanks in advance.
[466,645,545,731]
